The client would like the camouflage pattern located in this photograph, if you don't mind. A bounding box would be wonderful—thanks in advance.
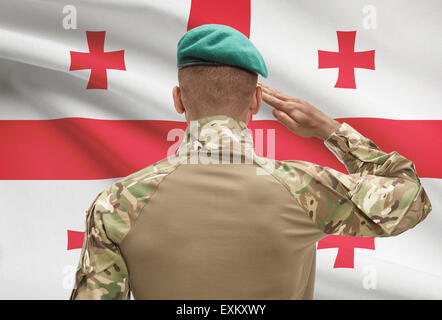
[258,122,432,237]
[175,115,255,164]
[71,115,432,299]
[70,156,184,300]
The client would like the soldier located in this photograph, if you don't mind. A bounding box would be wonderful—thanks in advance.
[70,24,432,300]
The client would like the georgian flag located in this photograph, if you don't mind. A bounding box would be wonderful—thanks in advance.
[0,0,440,299]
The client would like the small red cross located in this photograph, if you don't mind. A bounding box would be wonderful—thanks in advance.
[318,31,375,89]
[317,235,375,268]
[70,31,126,89]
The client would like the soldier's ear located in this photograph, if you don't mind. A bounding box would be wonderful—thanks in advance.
[250,85,262,115]
[172,86,185,114]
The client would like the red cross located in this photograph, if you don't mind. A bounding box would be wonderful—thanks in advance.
[317,235,375,268]
[70,31,126,89]
[318,31,375,89]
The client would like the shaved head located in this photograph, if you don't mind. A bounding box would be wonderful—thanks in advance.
[176,65,259,121]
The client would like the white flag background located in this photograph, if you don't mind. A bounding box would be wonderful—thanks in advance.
[0,0,441,299]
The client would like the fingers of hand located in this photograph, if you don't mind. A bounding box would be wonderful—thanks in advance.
[259,83,311,124]
[272,109,299,130]
[259,83,291,101]
[262,92,305,118]
[261,91,289,111]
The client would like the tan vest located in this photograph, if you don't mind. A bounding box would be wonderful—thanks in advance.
[120,161,326,299]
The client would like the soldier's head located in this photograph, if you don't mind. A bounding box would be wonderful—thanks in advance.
[174,24,268,124]
[172,65,262,123]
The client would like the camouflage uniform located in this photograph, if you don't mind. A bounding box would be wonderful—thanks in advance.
[70,115,431,300]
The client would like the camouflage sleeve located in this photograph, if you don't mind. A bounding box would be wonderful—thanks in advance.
[69,157,181,300]
[69,189,130,300]
[276,122,432,237]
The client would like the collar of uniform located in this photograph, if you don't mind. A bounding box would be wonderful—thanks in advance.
[176,114,255,156]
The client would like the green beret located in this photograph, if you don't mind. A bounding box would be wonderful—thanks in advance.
[177,24,268,78]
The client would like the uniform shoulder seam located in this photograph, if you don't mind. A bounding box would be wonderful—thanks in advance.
[104,157,183,245]
[134,159,184,218]
[257,159,313,218]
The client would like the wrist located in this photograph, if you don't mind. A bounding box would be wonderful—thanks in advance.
[317,119,340,140]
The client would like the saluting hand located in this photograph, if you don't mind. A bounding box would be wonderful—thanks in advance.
[258,82,340,140]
